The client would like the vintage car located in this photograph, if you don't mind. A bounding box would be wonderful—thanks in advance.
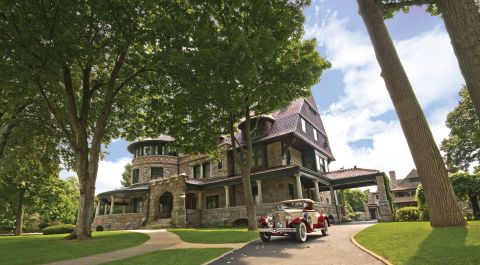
[258,199,330,243]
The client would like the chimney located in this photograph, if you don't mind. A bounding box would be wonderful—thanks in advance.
[389,170,397,189]
[354,165,357,169]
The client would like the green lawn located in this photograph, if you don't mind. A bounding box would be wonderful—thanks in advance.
[168,228,258,244]
[354,221,480,265]
[102,248,231,265]
[0,231,149,265]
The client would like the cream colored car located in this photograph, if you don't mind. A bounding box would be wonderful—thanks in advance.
[258,199,330,243]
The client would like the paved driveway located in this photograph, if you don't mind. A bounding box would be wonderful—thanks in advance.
[209,221,383,265]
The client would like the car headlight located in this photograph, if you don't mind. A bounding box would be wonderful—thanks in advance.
[268,221,274,228]
[285,213,292,221]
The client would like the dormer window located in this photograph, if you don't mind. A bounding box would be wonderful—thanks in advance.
[250,120,265,139]
[314,129,318,141]
[301,118,306,132]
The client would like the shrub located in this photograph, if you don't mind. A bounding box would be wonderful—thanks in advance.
[395,207,420,221]
[419,208,429,221]
[39,222,50,230]
[42,224,75,235]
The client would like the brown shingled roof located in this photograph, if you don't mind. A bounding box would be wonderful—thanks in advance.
[324,167,380,180]
[392,169,420,191]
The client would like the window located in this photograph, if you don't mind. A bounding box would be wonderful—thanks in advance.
[151,167,163,179]
[229,185,236,207]
[203,162,211,178]
[301,118,306,132]
[186,193,196,209]
[252,146,265,168]
[217,161,223,169]
[285,149,291,165]
[132,169,140,184]
[315,153,326,173]
[324,136,329,148]
[206,195,219,209]
[144,146,151,156]
[326,198,329,204]
[251,186,258,203]
[313,129,318,141]
[193,165,201,179]
[250,121,265,139]
[132,197,143,213]
[288,184,295,199]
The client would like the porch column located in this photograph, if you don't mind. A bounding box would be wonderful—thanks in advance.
[200,164,204,179]
[95,199,101,217]
[256,180,263,204]
[122,205,126,214]
[329,186,337,205]
[224,186,230,208]
[313,180,321,202]
[295,174,303,199]
[197,191,202,209]
[376,174,393,221]
[109,196,114,215]
[103,201,108,215]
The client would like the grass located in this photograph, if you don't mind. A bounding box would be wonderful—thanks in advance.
[354,221,480,265]
[0,231,149,265]
[102,248,232,265]
[168,228,258,244]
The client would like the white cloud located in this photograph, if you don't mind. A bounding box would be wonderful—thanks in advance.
[306,15,463,180]
[60,157,131,194]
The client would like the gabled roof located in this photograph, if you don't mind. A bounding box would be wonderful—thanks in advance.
[232,97,334,160]
[392,169,420,191]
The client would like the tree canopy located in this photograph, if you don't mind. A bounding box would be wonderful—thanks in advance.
[343,189,368,212]
[441,87,480,172]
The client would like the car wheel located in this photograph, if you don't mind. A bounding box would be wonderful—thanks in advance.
[321,219,329,236]
[259,231,271,242]
[295,222,307,243]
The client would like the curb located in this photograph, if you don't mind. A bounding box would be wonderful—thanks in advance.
[350,231,393,265]
[201,238,258,265]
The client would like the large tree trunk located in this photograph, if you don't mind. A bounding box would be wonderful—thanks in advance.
[470,194,480,220]
[0,120,15,158]
[357,0,466,227]
[438,0,480,121]
[14,192,25,236]
[230,110,257,231]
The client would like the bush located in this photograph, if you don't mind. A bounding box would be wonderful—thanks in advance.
[419,208,429,221]
[39,222,50,230]
[42,224,75,235]
[395,207,420,221]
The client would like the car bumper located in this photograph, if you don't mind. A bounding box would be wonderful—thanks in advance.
[258,228,296,233]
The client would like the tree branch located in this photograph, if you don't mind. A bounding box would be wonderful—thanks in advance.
[114,67,146,95]
[384,0,435,10]
[63,65,80,131]
[36,79,76,149]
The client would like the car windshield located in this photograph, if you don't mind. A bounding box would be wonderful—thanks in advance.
[281,201,306,209]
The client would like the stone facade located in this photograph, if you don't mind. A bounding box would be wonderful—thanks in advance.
[92,213,145,231]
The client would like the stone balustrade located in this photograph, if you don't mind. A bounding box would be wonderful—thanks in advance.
[92,213,146,231]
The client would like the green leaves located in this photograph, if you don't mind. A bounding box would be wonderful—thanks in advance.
[441,87,480,172]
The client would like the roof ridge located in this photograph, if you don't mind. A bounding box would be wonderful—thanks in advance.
[327,167,379,173]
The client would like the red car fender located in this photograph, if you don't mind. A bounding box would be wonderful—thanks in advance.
[289,217,314,232]
[318,214,330,227]
[258,217,268,226]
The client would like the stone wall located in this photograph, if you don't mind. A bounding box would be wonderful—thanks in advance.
[179,145,229,178]
[92,213,145,231]
[267,141,283,168]
[288,147,302,166]
[376,174,393,222]
[131,156,178,184]
[148,174,187,227]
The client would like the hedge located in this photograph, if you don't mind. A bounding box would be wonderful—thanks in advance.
[42,224,75,235]
[395,207,420,221]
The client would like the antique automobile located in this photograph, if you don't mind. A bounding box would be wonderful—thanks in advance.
[257,199,330,243]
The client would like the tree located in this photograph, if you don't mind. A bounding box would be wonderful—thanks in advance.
[357,0,466,227]
[383,0,480,120]
[0,127,60,235]
[441,87,480,172]
[121,163,132,187]
[343,189,368,212]
[1,0,197,239]
[450,172,480,220]
[145,0,329,231]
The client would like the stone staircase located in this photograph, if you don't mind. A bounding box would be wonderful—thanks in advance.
[147,218,173,229]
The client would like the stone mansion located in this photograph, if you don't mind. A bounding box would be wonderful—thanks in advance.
[92,97,393,230]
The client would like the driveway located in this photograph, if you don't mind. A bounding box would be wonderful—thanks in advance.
[209,221,383,265]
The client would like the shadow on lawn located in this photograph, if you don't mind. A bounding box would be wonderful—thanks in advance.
[406,226,479,265]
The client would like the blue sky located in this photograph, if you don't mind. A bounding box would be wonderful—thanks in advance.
[62,1,464,194]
